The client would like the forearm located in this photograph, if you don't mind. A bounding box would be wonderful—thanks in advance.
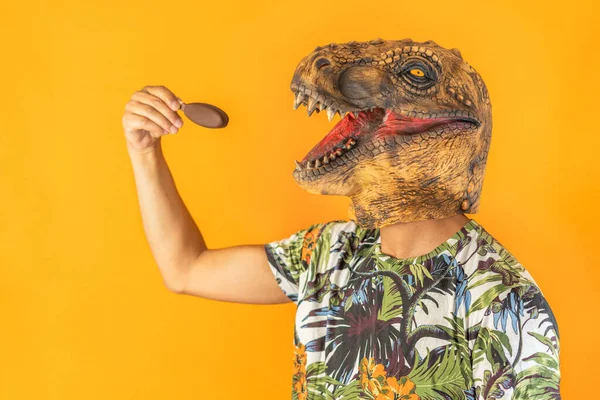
[127,140,206,289]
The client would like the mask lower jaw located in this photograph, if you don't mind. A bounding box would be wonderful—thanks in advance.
[348,189,472,229]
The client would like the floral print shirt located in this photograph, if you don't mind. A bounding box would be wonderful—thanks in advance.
[264,218,561,400]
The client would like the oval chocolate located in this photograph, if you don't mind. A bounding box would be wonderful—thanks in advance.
[182,102,229,128]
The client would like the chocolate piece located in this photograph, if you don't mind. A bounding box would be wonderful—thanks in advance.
[179,101,229,128]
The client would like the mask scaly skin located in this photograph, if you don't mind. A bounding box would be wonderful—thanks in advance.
[290,38,492,229]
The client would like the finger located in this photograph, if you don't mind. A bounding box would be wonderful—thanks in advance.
[141,85,180,112]
[123,113,169,137]
[125,101,179,134]
[131,91,183,128]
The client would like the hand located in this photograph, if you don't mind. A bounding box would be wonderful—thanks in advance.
[122,85,184,152]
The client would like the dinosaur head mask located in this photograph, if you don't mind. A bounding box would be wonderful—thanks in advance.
[290,38,492,229]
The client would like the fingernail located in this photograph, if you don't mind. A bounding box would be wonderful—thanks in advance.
[172,99,181,111]
[174,118,183,128]
[169,125,178,134]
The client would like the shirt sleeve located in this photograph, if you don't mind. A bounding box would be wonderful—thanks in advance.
[471,284,561,399]
[264,223,323,304]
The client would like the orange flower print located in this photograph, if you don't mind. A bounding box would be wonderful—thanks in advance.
[300,227,319,265]
[359,357,388,396]
[375,376,420,400]
[293,343,307,374]
[292,343,308,400]
[294,373,308,400]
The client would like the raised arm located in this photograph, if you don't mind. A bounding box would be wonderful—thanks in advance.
[122,85,291,305]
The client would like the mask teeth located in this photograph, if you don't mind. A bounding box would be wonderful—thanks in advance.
[294,89,355,122]
[345,138,356,150]
[326,107,336,121]
[293,92,305,110]
[325,138,357,161]
[307,98,319,115]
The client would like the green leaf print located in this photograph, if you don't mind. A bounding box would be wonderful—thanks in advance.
[438,316,471,367]
[306,362,344,400]
[478,230,520,266]
[527,332,558,357]
[408,346,468,400]
[513,333,561,400]
[331,380,362,400]
[466,273,503,290]
[307,361,327,378]
[480,362,513,399]
[409,263,433,287]
[472,327,512,367]
[467,283,518,315]
[522,352,558,370]
[377,273,404,322]
[313,229,333,275]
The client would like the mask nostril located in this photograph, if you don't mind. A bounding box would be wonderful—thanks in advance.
[315,57,331,70]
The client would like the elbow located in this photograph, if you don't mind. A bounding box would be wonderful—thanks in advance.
[163,272,187,294]
[166,282,185,294]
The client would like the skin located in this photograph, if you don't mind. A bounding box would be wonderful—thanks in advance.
[290,38,492,228]
[123,86,289,304]
[122,81,483,304]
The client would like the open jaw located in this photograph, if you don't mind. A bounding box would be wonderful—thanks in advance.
[292,93,481,181]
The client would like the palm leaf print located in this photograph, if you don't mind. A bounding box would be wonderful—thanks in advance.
[408,346,468,400]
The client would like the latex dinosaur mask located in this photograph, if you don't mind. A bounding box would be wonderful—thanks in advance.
[290,38,492,229]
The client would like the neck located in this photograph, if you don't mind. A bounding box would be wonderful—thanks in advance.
[378,214,470,259]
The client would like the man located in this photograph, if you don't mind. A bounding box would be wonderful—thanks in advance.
[122,39,561,399]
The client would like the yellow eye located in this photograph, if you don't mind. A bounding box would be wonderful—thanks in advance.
[410,68,425,77]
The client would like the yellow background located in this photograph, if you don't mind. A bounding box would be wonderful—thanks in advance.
[1,0,597,398]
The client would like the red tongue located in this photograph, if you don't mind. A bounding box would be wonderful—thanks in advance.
[301,115,356,163]
[301,111,384,163]
[382,113,459,133]
[301,110,464,163]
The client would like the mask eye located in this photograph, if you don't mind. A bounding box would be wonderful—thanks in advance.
[398,58,438,90]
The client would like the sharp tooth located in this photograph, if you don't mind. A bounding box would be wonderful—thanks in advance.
[353,111,359,118]
[317,103,325,111]
[315,159,322,167]
[323,155,329,164]
[330,153,336,160]
[336,110,344,119]
[335,148,343,156]
[326,107,336,121]
[294,160,302,171]
[293,92,304,110]
[349,138,356,146]
[306,160,314,169]
[307,98,318,115]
